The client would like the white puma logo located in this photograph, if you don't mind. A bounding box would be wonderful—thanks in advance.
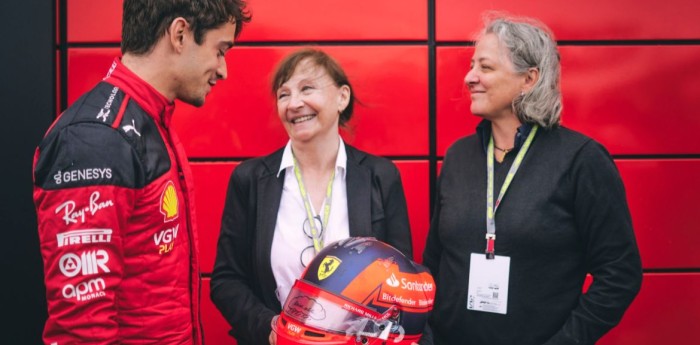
[122,119,141,137]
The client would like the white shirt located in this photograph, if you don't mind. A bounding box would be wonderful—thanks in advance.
[271,139,350,305]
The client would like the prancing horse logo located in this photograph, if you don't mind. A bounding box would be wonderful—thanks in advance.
[318,256,341,281]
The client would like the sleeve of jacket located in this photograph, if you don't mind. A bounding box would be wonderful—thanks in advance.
[33,123,136,345]
[377,160,413,259]
[422,174,443,284]
[543,140,642,345]
[210,164,276,344]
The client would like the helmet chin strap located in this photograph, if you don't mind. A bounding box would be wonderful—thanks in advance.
[348,317,401,343]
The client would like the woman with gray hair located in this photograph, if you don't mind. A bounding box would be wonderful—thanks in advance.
[422,15,642,345]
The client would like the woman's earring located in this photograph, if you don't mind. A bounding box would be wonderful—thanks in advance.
[520,91,525,97]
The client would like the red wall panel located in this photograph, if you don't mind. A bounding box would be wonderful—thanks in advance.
[598,273,700,344]
[84,0,700,43]
[66,0,427,43]
[395,161,429,263]
[436,0,700,41]
[173,46,428,158]
[67,0,122,43]
[66,48,119,105]
[238,0,426,41]
[617,159,700,269]
[436,46,700,155]
[191,163,238,274]
[560,45,700,155]
[435,46,479,156]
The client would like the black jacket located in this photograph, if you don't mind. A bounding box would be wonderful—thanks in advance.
[210,144,412,345]
[423,123,642,345]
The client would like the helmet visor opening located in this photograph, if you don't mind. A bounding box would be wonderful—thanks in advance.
[282,279,396,339]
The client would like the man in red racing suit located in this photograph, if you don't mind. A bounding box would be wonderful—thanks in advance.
[32,1,250,344]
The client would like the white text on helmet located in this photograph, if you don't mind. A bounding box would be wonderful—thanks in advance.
[400,278,434,292]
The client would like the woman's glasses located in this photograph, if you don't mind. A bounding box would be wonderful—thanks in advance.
[300,216,323,267]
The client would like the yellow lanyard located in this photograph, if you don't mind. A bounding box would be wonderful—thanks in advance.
[293,154,335,253]
[485,125,538,259]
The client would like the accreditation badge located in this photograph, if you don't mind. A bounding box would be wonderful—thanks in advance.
[466,253,510,314]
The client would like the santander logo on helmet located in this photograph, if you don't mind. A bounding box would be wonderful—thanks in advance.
[386,273,400,287]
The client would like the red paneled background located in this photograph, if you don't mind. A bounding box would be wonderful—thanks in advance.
[436,0,700,41]
[616,160,700,269]
[59,0,700,344]
[67,0,122,43]
[66,0,428,43]
[233,0,427,42]
[191,163,238,273]
[436,46,700,155]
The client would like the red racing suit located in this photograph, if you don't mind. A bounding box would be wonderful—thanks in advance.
[33,59,203,345]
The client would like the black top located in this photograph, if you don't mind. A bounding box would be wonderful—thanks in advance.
[210,144,413,345]
[423,121,642,345]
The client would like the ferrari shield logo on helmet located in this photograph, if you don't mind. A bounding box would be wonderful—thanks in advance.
[318,256,341,280]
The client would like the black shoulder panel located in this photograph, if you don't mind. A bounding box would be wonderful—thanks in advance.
[52,82,124,128]
[35,82,171,189]
[115,101,171,183]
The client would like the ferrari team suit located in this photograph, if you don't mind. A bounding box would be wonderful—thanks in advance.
[33,58,203,345]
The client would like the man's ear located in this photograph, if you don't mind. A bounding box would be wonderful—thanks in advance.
[167,17,190,53]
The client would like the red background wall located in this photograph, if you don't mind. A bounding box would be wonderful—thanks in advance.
[58,0,700,343]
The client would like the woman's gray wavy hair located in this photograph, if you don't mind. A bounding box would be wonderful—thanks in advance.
[480,15,562,128]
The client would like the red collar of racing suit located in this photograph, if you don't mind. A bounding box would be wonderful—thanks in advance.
[103,58,175,128]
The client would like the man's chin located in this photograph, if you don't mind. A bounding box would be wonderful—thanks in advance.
[179,96,205,108]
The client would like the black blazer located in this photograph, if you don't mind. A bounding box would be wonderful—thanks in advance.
[210,144,412,345]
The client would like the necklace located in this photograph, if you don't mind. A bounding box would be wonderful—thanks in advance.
[494,145,514,154]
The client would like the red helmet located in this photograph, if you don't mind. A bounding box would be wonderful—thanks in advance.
[272,237,435,344]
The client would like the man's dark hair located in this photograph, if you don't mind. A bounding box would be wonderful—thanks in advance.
[121,0,251,55]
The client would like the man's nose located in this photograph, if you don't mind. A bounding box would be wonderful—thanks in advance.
[217,58,228,80]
